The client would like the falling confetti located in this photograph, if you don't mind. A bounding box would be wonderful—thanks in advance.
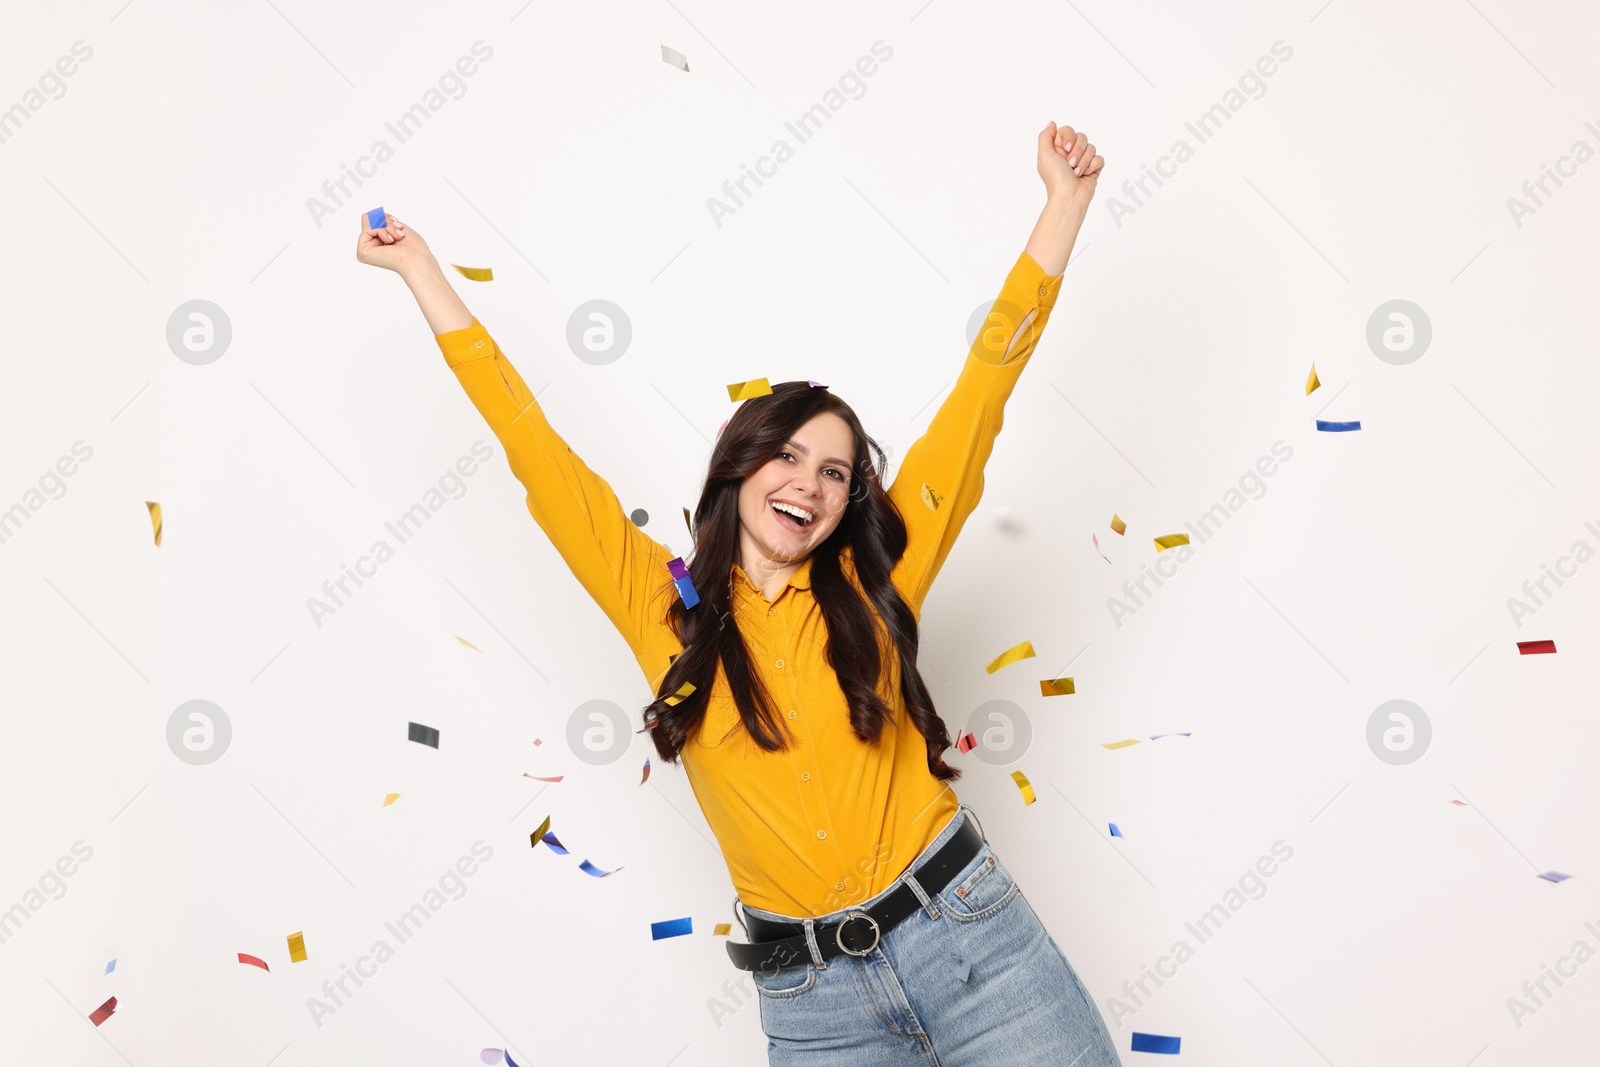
[89,996,117,1026]
[660,44,690,71]
[1537,871,1573,883]
[985,640,1036,674]
[455,635,481,652]
[579,858,622,878]
[1011,770,1036,806]
[1315,419,1361,432]
[1131,1032,1181,1054]
[1517,640,1557,655]
[383,793,401,807]
[1102,739,1141,750]
[1149,732,1191,740]
[1110,514,1126,535]
[540,833,569,856]
[1306,363,1321,395]
[104,959,116,975]
[523,774,564,782]
[529,815,551,849]
[640,758,651,785]
[1153,533,1189,552]
[408,722,440,749]
[713,923,732,936]
[1039,677,1075,696]
[682,506,693,535]
[726,378,772,401]
[663,682,696,707]
[532,738,542,746]
[651,917,693,940]
[921,483,944,512]
[957,731,977,754]
[237,952,270,972]
[1448,799,1467,806]
[145,501,162,546]
[667,557,700,609]
[1092,532,1112,563]
[1109,823,1123,838]
[287,931,307,963]
[451,264,494,282]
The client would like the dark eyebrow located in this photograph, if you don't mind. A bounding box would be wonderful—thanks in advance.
[784,439,852,470]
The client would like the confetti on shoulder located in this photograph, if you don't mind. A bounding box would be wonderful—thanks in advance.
[660,44,689,71]
[451,264,494,282]
[920,483,944,512]
[727,378,772,401]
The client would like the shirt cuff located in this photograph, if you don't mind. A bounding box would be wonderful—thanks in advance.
[435,317,494,369]
[1003,250,1064,311]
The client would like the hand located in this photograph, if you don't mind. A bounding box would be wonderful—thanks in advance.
[355,210,433,275]
[1036,121,1104,207]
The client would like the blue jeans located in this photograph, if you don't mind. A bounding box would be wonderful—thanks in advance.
[736,803,1123,1066]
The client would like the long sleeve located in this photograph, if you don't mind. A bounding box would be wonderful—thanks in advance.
[887,250,1064,618]
[435,318,677,660]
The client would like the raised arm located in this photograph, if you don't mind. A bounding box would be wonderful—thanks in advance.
[356,215,677,659]
[886,122,1102,617]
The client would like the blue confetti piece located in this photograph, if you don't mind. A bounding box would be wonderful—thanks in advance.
[1315,420,1361,432]
[1131,1032,1181,1054]
[579,858,621,877]
[651,916,693,940]
[1109,823,1123,838]
[104,958,116,975]
[674,575,701,609]
[540,832,569,855]
[365,206,386,230]
[506,1051,523,1067]
[1537,871,1572,883]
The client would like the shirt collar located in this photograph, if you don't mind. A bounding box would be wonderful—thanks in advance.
[731,553,813,597]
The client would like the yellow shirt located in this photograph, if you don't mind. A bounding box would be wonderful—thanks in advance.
[435,250,1064,916]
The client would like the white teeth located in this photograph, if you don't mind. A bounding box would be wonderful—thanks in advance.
[772,501,813,525]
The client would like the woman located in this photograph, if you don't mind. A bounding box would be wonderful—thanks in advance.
[357,121,1118,1066]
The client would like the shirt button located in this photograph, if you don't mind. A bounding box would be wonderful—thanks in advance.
[1038,285,1048,296]
[768,607,776,616]
[787,709,797,720]
[775,659,784,669]
[835,881,846,891]
[474,339,485,348]
[816,830,827,840]
[801,771,810,781]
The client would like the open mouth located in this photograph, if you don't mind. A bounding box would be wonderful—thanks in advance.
[770,500,816,533]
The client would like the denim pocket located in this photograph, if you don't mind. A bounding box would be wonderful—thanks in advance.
[751,959,818,999]
[938,847,1020,922]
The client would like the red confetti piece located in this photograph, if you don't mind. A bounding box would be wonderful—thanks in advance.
[88,996,117,1026]
[1517,640,1557,655]
[957,732,977,754]
[237,952,270,971]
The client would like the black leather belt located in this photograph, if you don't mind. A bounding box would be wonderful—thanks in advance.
[725,813,984,972]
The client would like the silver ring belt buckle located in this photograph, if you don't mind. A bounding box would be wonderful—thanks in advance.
[833,909,881,956]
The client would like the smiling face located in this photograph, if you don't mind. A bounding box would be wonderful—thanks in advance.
[736,412,856,578]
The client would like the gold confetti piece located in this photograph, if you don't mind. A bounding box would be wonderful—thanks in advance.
[1039,677,1075,696]
[683,506,693,535]
[1011,770,1036,806]
[1110,514,1126,535]
[920,483,944,512]
[455,635,480,652]
[1306,362,1321,395]
[985,640,1037,674]
[383,793,400,807]
[713,922,732,936]
[451,264,494,282]
[1154,533,1189,552]
[145,501,162,547]
[530,814,551,848]
[1102,738,1142,750]
[663,681,697,706]
[726,378,773,402]
[286,931,307,963]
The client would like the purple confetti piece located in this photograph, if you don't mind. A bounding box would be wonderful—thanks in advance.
[579,858,622,877]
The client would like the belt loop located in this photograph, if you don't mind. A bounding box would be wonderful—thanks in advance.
[903,871,940,920]
[732,896,749,940]
[802,918,826,969]
[964,803,987,844]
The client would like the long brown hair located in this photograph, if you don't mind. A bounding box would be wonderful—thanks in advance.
[641,381,960,783]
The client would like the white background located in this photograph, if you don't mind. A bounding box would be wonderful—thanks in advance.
[2,0,1598,1064]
